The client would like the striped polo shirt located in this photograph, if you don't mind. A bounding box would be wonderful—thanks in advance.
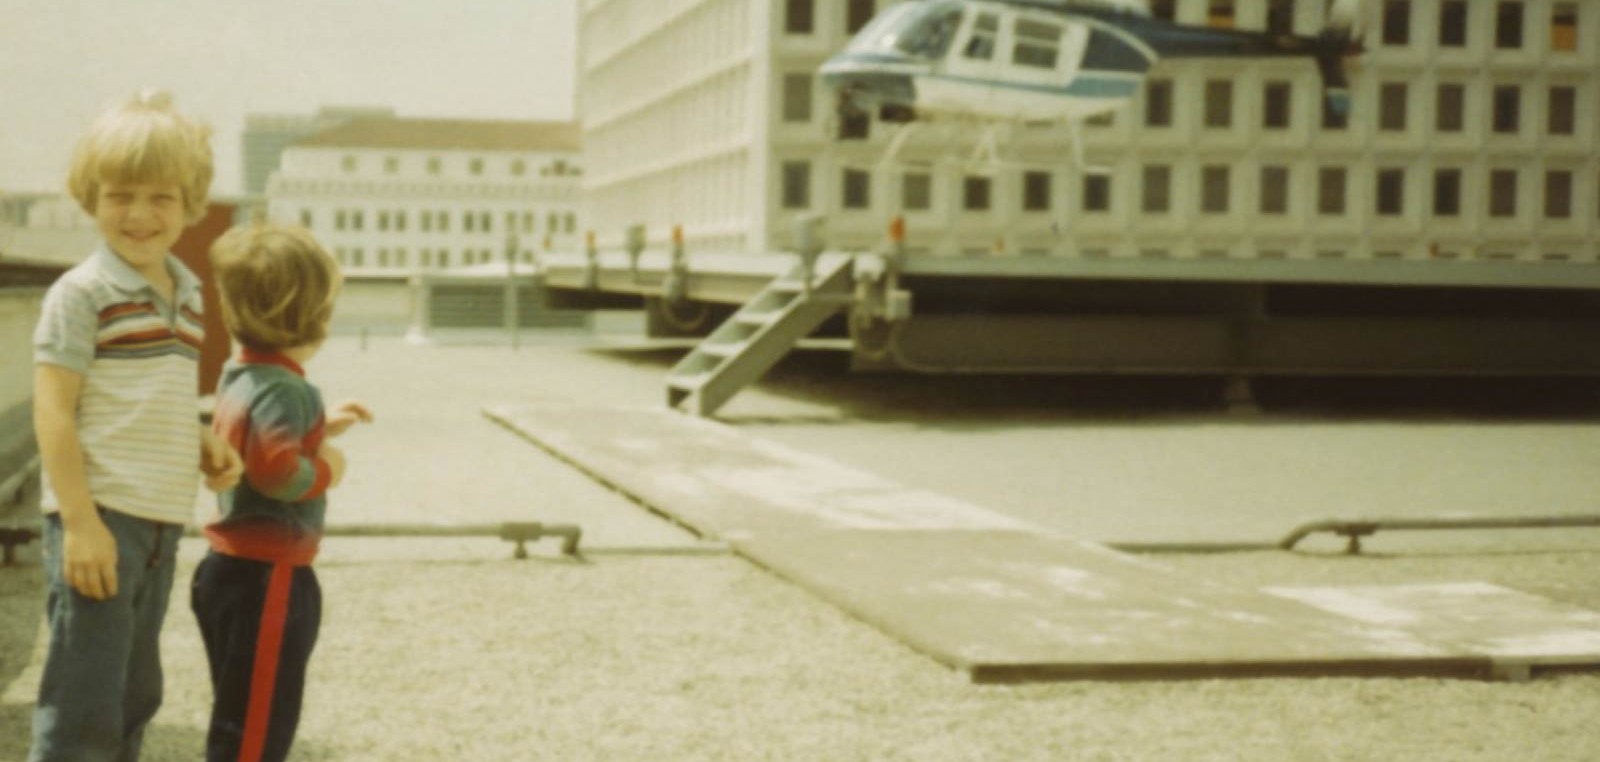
[33,246,205,525]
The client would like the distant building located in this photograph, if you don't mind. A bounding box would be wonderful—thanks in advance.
[579,0,1599,262]
[265,117,582,273]
[0,193,98,265]
[241,106,396,196]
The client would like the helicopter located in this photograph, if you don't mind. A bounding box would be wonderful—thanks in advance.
[819,0,1365,167]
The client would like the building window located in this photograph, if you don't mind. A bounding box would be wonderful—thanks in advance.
[1436,84,1466,131]
[427,157,441,175]
[1318,167,1347,215]
[481,212,492,232]
[963,176,991,211]
[1382,1,1411,44]
[1434,169,1462,216]
[1201,166,1230,214]
[1548,86,1576,134]
[396,211,407,232]
[1266,0,1295,35]
[352,211,364,231]
[1208,0,1235,29]
[1204,80,1233,128]
[1022,171,1052,212]
[902,173,931,211]
[523,211,535,232]
[1496,2,1524,48]
[1150,0,1176,21]
[300,209,313,228]
[1145,79,1173,127]
[351,248,364,267]
[1376,169,1405,215]
[1493,86,1521,133]
[1142,165,1171,213]
[421,212,433,232]
[384,156,399,174]
[378,211,390,232]
[839,109,870,139]
[1260,166,1289,214]
[438,210,449,232]
[847,0,875,34]
[781,161,810,209]
[1082,175,1111,212]
[464,213,475,233]
[1263,81,1292,128]
[1552,3,1579,51]
[1379,83,1408,131]
[1545,171,1572,218]
[378,249,389,267]
[785,0,814,34]
[469,158,484,176]
[565,213,576,233]
[782,73,813,122]
[1440,1,1468,45]
[511,159,526,176]
[842,168,871,210]
[335,210,347,231]
[1489,169,1518,217]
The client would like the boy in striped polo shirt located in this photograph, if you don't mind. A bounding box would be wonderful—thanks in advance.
[196,223,371,762]
[31,91,243,761]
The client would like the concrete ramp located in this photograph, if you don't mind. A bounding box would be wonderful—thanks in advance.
[486,404,1600,682]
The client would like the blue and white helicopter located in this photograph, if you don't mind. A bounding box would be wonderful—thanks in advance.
[820,0,1365,166]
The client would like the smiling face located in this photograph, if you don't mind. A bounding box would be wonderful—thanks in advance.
[94,180,186,278]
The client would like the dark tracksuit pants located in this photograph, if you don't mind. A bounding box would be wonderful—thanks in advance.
[191,552,321,762]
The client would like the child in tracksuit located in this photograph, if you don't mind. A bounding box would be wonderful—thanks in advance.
[194,223,371,762]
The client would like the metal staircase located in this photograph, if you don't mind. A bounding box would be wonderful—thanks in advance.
[667,254,853,417]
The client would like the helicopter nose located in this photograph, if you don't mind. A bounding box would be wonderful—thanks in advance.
[819,53,918,105]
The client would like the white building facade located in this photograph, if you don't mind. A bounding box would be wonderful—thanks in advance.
[266,118,582,273]
[579,0,1599,262]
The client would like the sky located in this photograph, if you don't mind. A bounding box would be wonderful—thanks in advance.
[0,0,577,196]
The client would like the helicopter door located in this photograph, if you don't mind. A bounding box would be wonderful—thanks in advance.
[997,13,1086,121]
[924,8,1004,115]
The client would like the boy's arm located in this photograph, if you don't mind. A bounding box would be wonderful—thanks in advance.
[200,424,242,491]
[34,364,119,601]
[243,383,337,501]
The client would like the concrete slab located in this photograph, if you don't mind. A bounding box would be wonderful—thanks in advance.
[487,402,1600,681]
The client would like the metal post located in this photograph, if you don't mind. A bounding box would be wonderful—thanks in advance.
[626,224,646,282]
[795,214,825,296]
[505,233,520,350]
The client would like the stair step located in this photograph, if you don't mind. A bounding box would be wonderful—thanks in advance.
[666,372,711,391]
[734,311,781,326]
[699,342,744,358]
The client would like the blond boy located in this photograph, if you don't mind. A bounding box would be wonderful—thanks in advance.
[196,223,370,762]
[31,90,242,761]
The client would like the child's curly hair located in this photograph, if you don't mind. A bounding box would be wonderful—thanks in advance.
[211,225,343,351]
[68,89,214,224]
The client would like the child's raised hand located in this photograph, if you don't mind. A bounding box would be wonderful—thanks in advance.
[318,441,347,487]
[325,400,374,437]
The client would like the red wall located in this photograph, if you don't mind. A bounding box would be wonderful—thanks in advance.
[171,203,235,396]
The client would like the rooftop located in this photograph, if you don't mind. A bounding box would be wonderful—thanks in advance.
[294,117,581,152]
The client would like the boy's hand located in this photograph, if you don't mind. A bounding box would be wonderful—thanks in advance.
[200,427,243,492]
[318,442,347,487]
[62,516,119,601]
[325,400,373,437]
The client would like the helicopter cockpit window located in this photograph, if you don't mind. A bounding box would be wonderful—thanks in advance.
[964,12,1000,60]
[846,1,960,61]
[1013,19,1063,69]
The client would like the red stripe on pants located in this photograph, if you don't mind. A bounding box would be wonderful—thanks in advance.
[239,563,293,762]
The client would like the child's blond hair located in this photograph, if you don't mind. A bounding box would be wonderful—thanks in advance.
[211,225,342,351]
[68,89,214,223]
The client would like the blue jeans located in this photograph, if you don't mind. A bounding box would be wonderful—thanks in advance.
[30,508,183,762]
